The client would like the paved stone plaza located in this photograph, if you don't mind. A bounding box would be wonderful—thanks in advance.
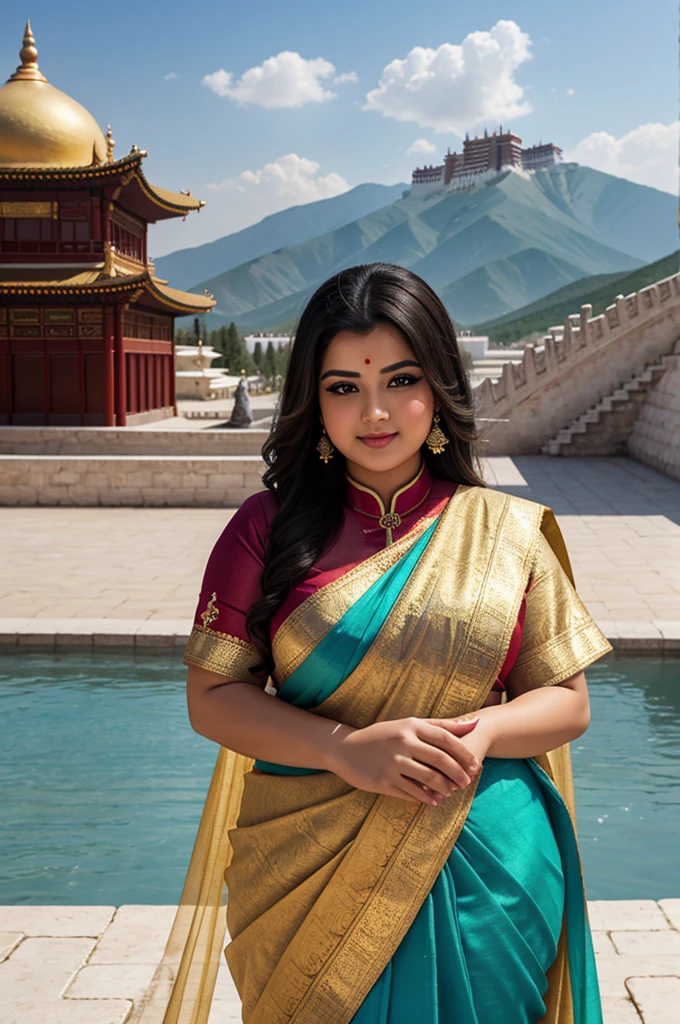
[0,455,678,1023]
[0,455,678,639]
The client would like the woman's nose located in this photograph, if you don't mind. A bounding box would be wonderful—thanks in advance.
[363,404,389,423]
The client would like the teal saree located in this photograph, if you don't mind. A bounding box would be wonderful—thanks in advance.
[252,514,603,1023]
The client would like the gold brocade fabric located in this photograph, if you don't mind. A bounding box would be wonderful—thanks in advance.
[137,485,612,1024]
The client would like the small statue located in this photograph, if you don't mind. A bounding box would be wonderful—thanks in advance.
[226,371,253,428]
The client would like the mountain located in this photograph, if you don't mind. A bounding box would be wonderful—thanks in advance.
[175,163,676,330]
[154,182,409,290]
[471,249,680,344]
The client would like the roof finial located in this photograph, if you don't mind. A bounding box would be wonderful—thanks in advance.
[106,125,116,162]
[9,19,48,83]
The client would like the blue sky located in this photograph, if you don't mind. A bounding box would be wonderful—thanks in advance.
[2,1,676,256]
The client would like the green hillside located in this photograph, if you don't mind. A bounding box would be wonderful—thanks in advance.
[470,249,680,344]
[155,182,408,291]
[177,163,675,332]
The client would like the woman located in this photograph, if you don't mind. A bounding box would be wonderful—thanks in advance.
[147,263,612,1024]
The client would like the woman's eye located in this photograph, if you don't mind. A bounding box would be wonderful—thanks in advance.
[326,382,358,395]
[388,374,423,387]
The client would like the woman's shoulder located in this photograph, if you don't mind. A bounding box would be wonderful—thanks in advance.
[211,489,278,563]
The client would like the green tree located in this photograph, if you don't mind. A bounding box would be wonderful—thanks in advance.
[274,341,291,376]
[253,340,263,368]
[264,340,277,380]
[193,317,201,344]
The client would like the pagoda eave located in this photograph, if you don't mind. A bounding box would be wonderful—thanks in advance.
[0,151,206,222]
[139,278,216,315]
[0,268,215,315]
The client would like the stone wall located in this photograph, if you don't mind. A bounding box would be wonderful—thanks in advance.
[628,341,680,481]
[0,427,269,457]
[0,455,266,506]
[475,272,680,455]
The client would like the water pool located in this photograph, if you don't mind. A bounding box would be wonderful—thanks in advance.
[0,651,677,905]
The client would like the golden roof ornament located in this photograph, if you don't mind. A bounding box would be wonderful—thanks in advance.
[103,241,117,278]
[8,19,47,84]
[0,20,108,167]
[105,125,115,163]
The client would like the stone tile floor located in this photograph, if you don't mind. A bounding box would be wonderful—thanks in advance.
[0,456,678,626]
[1,454,678,1022]
[0,902,678,1023]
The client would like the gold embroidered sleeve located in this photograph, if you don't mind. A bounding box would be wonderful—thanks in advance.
[182,625,264,684]
[504,529,613,694]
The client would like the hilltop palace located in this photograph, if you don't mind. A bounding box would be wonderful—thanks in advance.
[410,128,562,196]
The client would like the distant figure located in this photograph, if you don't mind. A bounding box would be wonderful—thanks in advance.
[226,372,253,428]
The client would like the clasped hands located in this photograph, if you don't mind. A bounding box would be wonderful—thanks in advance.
[326,713,494,806]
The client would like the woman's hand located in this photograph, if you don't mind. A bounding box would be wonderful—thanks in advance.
[425,716,495,774]
[325,716,483,806]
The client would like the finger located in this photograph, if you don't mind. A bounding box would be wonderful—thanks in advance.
[398,757,457,796]
[405,745,471,790]
[416,723,480,776]
[397,775,441,805]
[424,716,479,733]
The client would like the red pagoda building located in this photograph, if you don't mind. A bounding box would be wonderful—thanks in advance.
[0,21,215,426]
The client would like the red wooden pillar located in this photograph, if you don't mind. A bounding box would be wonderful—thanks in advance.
[155,354,161,410]
[113,305,127,426]
[170,329,177,417]
[103,305,115,426]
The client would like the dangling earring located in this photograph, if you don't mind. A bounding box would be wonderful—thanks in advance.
[316,427,334,463]
[425,411,449,455]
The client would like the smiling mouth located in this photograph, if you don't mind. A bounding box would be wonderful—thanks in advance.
[358,432,398,447]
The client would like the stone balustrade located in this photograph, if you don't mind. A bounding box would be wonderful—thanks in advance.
[475,272,680,455]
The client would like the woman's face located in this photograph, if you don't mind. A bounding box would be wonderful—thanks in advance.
[317,323,436,477]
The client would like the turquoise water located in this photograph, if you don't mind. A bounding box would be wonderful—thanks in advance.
[0,652,677,905]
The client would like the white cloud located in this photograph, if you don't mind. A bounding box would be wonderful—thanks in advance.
[163,72,179,81]
[564,121,678,195]
[202,52,355,108]
[148,154,351,255]
[406,138,438,155]
[362,20,533,133]
[566,87,575,96]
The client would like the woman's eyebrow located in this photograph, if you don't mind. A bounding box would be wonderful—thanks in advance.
[320,360,421,381]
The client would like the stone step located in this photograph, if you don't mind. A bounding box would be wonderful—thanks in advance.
[542,357,669,456]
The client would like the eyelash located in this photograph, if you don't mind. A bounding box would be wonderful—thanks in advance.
[326,374,423,395]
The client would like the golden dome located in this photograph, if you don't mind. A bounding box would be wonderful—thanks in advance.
[0,20,107,168]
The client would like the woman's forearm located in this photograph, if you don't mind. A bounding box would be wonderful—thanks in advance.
[189,681,350,770]
[468,683,590,759]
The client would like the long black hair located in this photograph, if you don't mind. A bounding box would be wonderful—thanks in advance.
[245,262,486,677]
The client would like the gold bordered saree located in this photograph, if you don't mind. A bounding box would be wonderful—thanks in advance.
[138,483,612,1024]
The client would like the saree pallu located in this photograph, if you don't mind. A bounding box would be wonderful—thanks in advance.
[139,484,612,1024]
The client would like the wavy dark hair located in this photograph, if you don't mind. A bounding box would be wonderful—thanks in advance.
[245,262,487,677]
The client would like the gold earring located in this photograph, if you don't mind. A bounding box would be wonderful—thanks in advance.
[316,427,335,463]
[425,411,449,455]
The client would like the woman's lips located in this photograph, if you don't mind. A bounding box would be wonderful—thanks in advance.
[359,432,397,448]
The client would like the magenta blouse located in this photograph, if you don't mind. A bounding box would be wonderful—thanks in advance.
[190,462,528,691]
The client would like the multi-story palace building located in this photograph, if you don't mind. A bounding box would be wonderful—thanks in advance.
[0,21,215,426]
[411,128,563,195]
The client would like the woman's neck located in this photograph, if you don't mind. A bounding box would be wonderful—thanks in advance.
[345,452,423,509]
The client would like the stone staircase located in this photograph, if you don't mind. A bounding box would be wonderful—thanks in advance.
[541,358,670,457]
[475,270,680,455]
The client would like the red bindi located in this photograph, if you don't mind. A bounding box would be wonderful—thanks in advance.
[365,358,370,364]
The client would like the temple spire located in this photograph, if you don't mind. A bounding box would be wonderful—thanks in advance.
[9,19,48,83]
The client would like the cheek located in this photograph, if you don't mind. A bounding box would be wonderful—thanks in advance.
[403,396,432,421]
[319,394,352,432]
